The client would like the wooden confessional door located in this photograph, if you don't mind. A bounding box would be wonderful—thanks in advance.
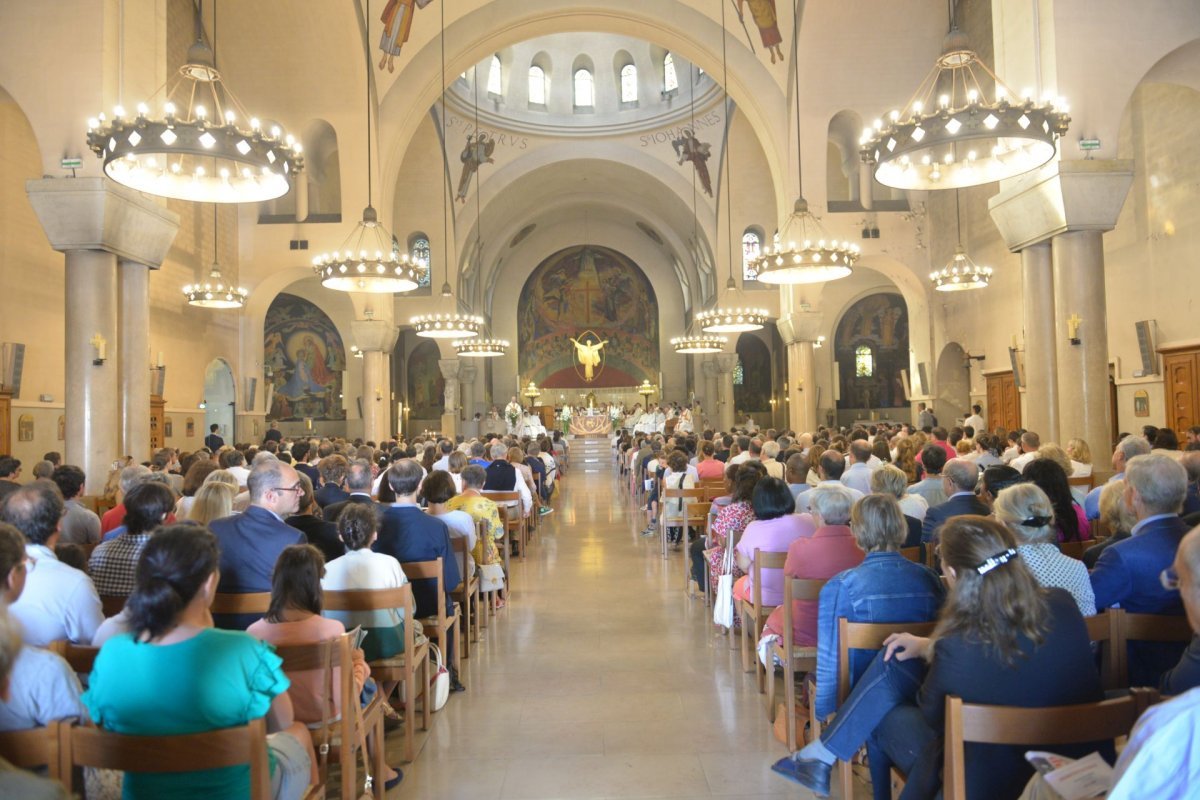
[985,371,1020,433]
[1162,348,1200,434]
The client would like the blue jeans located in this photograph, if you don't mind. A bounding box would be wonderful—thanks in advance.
[819,651,939,800]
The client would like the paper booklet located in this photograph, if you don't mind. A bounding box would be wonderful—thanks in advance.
[1025,751,1114,800]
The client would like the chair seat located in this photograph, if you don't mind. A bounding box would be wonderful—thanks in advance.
[369,641,429,673]
[771,642,818,659]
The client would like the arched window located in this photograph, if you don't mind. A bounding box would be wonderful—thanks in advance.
[855,345,874,378]
[528,65,547,106]
[733,359,745,386]
[742,229,762,281]
[487,55,502,97]
[620,64,638,103]
[663,53,679,93]
[574,68,594,108]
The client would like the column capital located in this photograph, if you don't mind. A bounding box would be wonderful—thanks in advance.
[776,312,825,345]
[26,177,179,268]
[701,358,720,378]
[438,359,461,381]
[988,159,1134,252]
[715,353,738,373]
[350,320,399,353]
[458,363,478,385]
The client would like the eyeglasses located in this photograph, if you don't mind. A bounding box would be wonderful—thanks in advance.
[1161,566,1181,591]
[272,483,305,495]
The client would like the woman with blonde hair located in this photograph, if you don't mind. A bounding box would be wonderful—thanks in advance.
[204,468,250,511]
[187,482,236,526]
[1082,479,1137,568]
[994,483,1096,616]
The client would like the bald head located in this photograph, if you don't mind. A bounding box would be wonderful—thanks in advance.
[1175,526,1200,634]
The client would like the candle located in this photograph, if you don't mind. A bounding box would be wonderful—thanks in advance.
[157,351,164,367]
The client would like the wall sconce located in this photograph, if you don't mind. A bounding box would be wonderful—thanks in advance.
[90,333,107,365]
[1067,313,1082,346]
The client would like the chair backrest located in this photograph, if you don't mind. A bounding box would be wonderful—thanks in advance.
[0,721,66,780]
[1082,612,1123,690]
[400,558,446,623]
[323,584,417,675]
[751,548,789,611]
[662,487,706,500]
[100,594,127,617]
[702,485,726,502]
[899,546,921,563]
[685,501,712,526]
[450,534,473,586]
[1121,611,1193,644]
[836,618,940,704]
[942,689,1158,800]
[1067,475,1095,490]
[210,592,272,616]
[1058,540,1091,561]
[781,577,828,653]
[271,632,355,786]
[65,717,272,799]
[49,640,100,677]
[481,491,519,503]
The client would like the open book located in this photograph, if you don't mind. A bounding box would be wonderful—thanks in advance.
[1025,751,1114,800]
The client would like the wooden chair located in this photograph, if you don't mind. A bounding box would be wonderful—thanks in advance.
[899,547,922,563]
[739,549,787,687]
[660,486,705,560]
[943,689,1158,800]
[765,577,826,750]
[681,500,711,592]
[324,584,430,763]
[48,640,99,686]
[62,717,273,800]
[210,591,272,617]
[399,557,462,685]
[700,480,727,502]
[0,721,68,783]
[828,619,940,797]
[99,594,127,618]
[484,491,524,566]
[273,632,385,799]
[1067,474,1096,492]
[1119,611,1193,688]
[1058,540,1092,560]
[1083,612,1124,690]
[450,534,481,652]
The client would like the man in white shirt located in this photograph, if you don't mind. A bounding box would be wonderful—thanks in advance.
[963,404,986,436]
[224,448,251,487]
[797,451,864,514]
[432,440,454,472]
[1009,430,1042,473]
[840,441,877,495]
[753,440,785,480]
[729,436,754,465]
[1,482,103,646]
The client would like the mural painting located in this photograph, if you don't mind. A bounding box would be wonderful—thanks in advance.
[265,293,347,422]
[835,293,909,410]
[518,245,659,388]
[406,339,445,420]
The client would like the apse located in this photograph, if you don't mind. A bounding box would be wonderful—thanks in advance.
[517,245,659,388]
[834,292,910,417]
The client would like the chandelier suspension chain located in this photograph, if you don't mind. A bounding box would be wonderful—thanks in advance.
[719,0,734,287]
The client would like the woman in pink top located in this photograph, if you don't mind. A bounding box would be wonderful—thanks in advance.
[248,544,402,790]
[761,483,865,646]
[732,478,815,607]
[695,441,726,481]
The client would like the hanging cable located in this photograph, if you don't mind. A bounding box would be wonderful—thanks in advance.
[720,0,734,289]
[439,0,450,296]
[366,0,373,210]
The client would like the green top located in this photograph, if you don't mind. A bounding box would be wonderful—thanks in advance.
[83,628,289,800]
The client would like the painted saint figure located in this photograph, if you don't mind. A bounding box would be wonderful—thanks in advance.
[378,0,433,74]
[570,336,608,382]
[672,129,714,197]
[456,132,496,202]
[736,0,784,64]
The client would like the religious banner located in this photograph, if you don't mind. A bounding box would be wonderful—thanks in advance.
[518,245,659,389]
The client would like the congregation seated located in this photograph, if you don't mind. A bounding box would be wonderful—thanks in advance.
[662,450,696,548]
[921,457,988,544]
[314,455,351,509]
[50,464,100,545]
[1085,435,1151,520]
[806,495,944,721]
[319,457,377,526]
[1180,450,1200,517]
[694,462,760,599]
[870,465,923,547]
[907,444,948,509]
[175,458,218,518]
[447,465,507,600]
[483,443,532,517]
[100,464,150,535]
[775,516,1111,800]
[994,483,1096,616]
[1090,453,1190,687]
[209,459,307,630]
[186,480,236,526]
[1022,458,1091,542]
[0,523,85,734]
[1083,479,1136,568]
[696,441,725,481]
[796,451,864,514]
[84,523,316,799]
[89,480,175,598]
[840,441,876,495]
[284,473,345,564]
[732,477,814,607]
[784,453,809,505]
[1,482,103,646]
[423,471,477,576]
[758,484,864,657]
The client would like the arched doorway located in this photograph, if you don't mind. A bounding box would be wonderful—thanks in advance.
[935,342,970,426]
[834,293,909,424]
[203,359,236,443]
[733,333,772,421]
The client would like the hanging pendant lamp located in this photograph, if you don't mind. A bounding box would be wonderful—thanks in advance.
[184,204,247,308]
[315,0,423,294]
[87,1,302,203]
[930,189,992,291]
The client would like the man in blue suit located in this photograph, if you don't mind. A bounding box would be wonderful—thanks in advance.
[375,458,465,692]
[1091,453,1190,687]
[209,458,306,629]
[314,454,351,508]
[921,458,987,544]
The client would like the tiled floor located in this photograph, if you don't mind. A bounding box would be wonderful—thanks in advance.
[389,439,833,799]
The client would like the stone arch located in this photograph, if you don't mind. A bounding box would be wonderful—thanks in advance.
[826,109,862,203]
[301,119,342,220]
[405,338,445,424]
[833,292,909,416]
[733,332,772,418]
[203,358,237,441]
[935,341,969,426]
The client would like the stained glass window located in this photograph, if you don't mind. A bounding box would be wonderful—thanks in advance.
[663,53,679,93]
[742,230,761,281]
[855,345,874,377]
[620,64,638,103]
[409,235,431,288]
[733,359,744,386]
[528,65,547,105]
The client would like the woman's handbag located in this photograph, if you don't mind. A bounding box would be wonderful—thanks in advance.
[478,562,506,593]
[712,537,736,628]
[428,643,450,712]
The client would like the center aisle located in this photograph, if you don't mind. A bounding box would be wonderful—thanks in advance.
[392,437,822,799]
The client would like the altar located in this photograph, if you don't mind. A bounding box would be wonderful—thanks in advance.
[569,412,612,436]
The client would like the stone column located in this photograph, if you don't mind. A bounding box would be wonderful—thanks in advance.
[1052,231,1111,451]
[1020,242,1059,441]
[701,359,720,428]
[715,353,737,431]
[118,259,152,460]
[787,341,817,434]
[439,359,461,438]
[459,363,478,437]
[351,320,399,445]
[26,178,179,490]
